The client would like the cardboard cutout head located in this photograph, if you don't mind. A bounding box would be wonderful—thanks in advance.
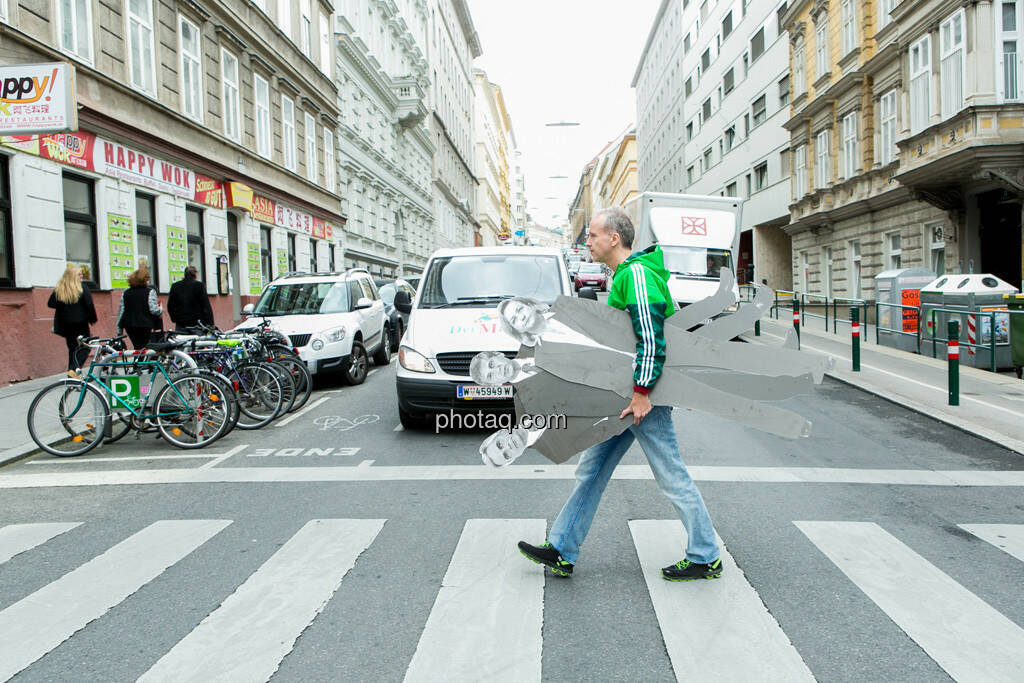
[480,427,531,467]
[469,351,518,385]
[497,297,549,347]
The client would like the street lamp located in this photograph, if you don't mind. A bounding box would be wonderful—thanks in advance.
[545,121,581,127]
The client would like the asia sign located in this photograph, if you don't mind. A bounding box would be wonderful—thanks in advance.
[0,63,77,135]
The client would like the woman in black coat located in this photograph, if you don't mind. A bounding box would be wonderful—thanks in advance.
[117,264,164,349]
[48,265,98,377]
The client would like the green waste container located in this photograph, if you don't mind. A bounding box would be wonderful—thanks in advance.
[1006,294,1024,378]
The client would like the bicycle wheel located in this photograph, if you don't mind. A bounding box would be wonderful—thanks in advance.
[153,374,232,449]
[273,356,312,412]
[193,368,240,437]
[233,363,283,429]
[27,379,109,457]
[267,361,297,414]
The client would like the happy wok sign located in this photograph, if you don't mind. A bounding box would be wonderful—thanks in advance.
[0,63,77,135]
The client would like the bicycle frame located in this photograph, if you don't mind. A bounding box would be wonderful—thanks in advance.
[82,355,191,420]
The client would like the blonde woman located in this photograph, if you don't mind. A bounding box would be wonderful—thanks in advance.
[48,265,98,376]
[116,264,163,348]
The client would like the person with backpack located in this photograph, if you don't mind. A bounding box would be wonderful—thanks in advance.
[116,264,164,349]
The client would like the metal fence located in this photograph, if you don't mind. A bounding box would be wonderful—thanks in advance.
[875,302,922,354]
[925,307,1007,373]
[832,297,869,333]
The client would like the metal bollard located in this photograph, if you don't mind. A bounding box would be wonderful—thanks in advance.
[792,298,801,349]
[754,319,761,336]
[947,320,960,406]
[850,307,860,372]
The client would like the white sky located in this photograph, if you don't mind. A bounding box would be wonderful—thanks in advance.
[467,0,662,231]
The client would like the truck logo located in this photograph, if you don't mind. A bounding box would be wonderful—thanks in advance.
[681,217,707,236]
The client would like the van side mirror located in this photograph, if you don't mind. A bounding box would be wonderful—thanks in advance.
[354,296,372,310]
[578,287,599,301]
[242,303,255,316]
[394,289,412,314]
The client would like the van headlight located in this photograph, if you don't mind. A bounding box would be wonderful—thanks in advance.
[399,345,435,373]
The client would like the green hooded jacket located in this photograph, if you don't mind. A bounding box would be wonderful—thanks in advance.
[605,245,675,393]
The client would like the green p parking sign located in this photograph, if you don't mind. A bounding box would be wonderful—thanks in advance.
[108,376,142,411]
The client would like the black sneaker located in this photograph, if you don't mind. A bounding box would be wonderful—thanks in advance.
[518,541,574,577]
[661,557,724,581]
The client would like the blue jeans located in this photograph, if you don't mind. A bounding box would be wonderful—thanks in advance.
[548,405,719,565]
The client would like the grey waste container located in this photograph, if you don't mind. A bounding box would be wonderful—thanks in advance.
[874,268,936,353]
[920,274,1018,370]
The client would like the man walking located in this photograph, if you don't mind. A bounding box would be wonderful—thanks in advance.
[518,207,722,581]
[167,265,215,331]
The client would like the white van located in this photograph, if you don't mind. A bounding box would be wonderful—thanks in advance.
[625,192,743,309]
[393,246,573,429]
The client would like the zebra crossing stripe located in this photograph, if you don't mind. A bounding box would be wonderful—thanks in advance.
[403,519,545,683]
[629,521,815,682]
[0,522,81,566]
[0,520,230,681]
[795,521,1024,682]
[138,519,385,683]
[959,524,1024,563]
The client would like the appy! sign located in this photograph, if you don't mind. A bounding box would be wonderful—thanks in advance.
[0,63,77,136]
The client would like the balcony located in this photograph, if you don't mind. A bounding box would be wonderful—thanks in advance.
[393,78,427,128]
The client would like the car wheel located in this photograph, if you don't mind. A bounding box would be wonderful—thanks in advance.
[372,327,391,365]
[345,342,369,385]
[399,405,429,430]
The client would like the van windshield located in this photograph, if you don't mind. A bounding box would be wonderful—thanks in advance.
[418,254,563,308]
[661,246,733,279]
[253,281,350,315]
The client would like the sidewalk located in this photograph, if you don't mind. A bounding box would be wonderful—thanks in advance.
[743,318,1024,455]
[0,373,69,466]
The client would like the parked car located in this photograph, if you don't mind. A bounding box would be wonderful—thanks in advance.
[235,269,389,384]
[574,262,608,291]
[375,278,416,352]
[393,246,573,429]
[567,261,584,278]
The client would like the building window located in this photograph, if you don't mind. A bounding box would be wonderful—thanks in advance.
[186,206,205,282]
[221,50,241,142]
[940,9,965,119]
[780,148,790,177]
[127,0,156,94]
[815,129,830,188]
[928,224,946,275]
[703,97,712,121]
[687,165,695,184]
[751,28,765,61]
[282,95,296,171]
[278,0,291,39]
[702,48,711,71]
[777,2,789,34]
[726,181,737,196]
[910,35,931,134]
[309,238,317,272]
[63,174,97,285]
[305,113,317,183]
[328,243,336,272]
[0,0,7,21]
[686,121,694,140]
[849,240,862,298]
[778,76,790,106]
[57,0,93,62]
[751,95,767,126]
[260,226,272,284]
[842,112,858,179]
[135,193,158,291]
[794,41,806,96]
[287,233,297,272]
[724,68,735,94]
[319,13,331,74]
[722,11,733,38]
[879,90,898,165]
[754,161,768,191]
[815,18,829,79]
[684,32,691,54]
[703,147,713,171]
[841,0,856,56]
[684,76,693,98]
[887,232,902,269]
[725,126,736,151]
[324,128,336,192]
[179,16,203,122]
[0,155,13,286]
[794,144,808,199]
[300,0,312,57]
[1001,3,1021,102]
[879,0,895,30]
[822,246,833,296]
[745,173,752,196]
[254,74,271,158]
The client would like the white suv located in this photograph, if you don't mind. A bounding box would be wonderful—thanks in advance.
[236,269,389,383]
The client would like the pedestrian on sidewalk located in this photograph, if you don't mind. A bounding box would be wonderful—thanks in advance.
[48,264,97,377]
[518,207,722,581]
[116,264,164,349]
[167,265,214,332]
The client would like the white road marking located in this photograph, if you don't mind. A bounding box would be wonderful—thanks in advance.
[2,465,1024,489]
[138,519,384,683]
[960,524,1024,563]
[404,519,545,683]
[27,454,221,465]
[274,396,330,428]
[357,459,374,468]
[199,444,248,470]
[630,521,813,682]
[0,520,230,681]
[796,521,1024,682]
[0,523,81,565]
[393,424,404,432]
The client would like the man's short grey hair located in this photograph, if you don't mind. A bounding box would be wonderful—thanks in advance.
[593,207,634,248]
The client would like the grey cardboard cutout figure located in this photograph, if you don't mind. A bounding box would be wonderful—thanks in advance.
[477,271,831,467]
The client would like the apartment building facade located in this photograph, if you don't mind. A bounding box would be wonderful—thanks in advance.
[334,0,435,278]
[782,0,1024,301]
[472,69,513,246]
[0,0,343,382]
[427,0,479,248]
[633,0,794,287]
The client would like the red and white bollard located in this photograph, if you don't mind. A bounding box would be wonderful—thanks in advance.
[967,314,976,355]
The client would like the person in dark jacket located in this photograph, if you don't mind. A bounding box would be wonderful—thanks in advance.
[48,264,98,376]
[116,264,164,349]
[167,265,214,331]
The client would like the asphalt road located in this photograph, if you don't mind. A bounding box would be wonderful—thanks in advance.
[2,358,1024,682]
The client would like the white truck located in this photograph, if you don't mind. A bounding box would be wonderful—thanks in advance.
[624,191,744,309]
